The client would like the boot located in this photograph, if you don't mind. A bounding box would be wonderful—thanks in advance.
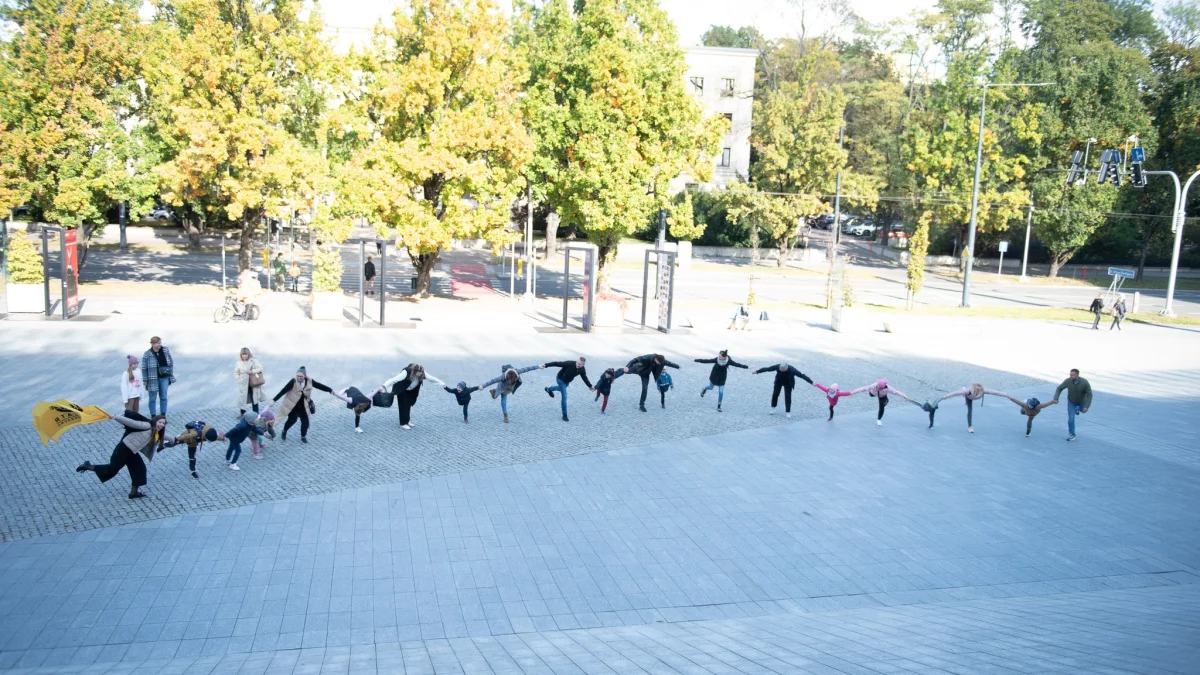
[76,461,93,473]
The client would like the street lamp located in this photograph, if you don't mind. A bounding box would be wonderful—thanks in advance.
[1081,138,1098,183]
[961,81,1053,307]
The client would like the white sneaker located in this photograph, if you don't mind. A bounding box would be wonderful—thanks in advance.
[229,464,240,471]
[401,424,412,430]
[876,419,882,426]
[768,410,777,415]
[355,428,364,434]
[786,413,792,419]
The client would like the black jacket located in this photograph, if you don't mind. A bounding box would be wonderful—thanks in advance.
[344,386,371,410]
[755,364,813,389]
[1089,298,1103,313]
[545,361,593,387]
[695,357,748,386]
[274,378,333,401]
[444,386,474,405]
[627,354,680,376]
[364,261,376,279]
[594,369,618,395]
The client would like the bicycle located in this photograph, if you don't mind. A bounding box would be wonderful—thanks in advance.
[214,294,260,323]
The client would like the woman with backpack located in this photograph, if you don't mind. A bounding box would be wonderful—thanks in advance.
[75,411,166,499]
[479,364,542,423]
[940,382,1010,433]
[268,367,342,443]
[695,350,749,412]
[382,364,445,430]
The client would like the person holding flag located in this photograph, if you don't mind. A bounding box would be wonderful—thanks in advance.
[75,411,166,499]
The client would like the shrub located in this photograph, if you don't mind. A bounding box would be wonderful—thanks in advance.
[310,245,343,293]
[6,235,44,285]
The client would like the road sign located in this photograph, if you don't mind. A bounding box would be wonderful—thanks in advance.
[1108,267,1135,279]
[1131,147,1145,163]
[998,241,1009,253]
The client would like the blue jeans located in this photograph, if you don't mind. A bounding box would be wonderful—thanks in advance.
[500,393,508,416]
[1067,402,1084,435]
[226,439,241,465]
[149,378,169,416]
[703,382,725,404]
[547,378,569,415]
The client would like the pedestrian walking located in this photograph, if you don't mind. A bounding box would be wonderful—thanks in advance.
[1089,295,1104,329]
[543,357,594,421]
[626,354,681,412]
[273,253,286,291]
[234,347,267,415]
[141,336,175,417]
[941,383,1009,433]
[444,381,481,423]
[364,257,377,296]
[480,364,542,423]
[1052,368,1093,441]
[221,410,275,471]
[75,411,166,499]
[339,386,375,433]
[269,367,336,443]
[813,382,852,421]
[1110,295,1126,331]
[121,355,143,413]
[656,370,674,408]
[851,379,909,426]
[288,260,301,292]
[754,363,814,418]
[382,364,445,430]
[165,420,222,479]
[593,367,623,415]
[695,350,748,412]
[1006,396,1058,437]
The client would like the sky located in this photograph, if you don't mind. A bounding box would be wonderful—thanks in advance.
[320,0,942,51]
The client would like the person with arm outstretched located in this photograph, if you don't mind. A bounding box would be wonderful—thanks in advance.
[813,382,852,421]
[940,382,1009,433]
[695,350,749,412]
[1007,395,1058,437]
[754,363,813,418]
[542,357,594,422]
[381,364,445,430]
[626,354,681,412]
[479,364,541,423]
[851,379,909,426]
[443,381,481,423]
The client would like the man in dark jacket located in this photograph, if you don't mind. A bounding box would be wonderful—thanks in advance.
[1052,368,1093,441]
[695,350,748,412]
[364,257,377,296]
[544,357,593,421]
[1089,295,1104,330]
[626,354,681,412]
[753,362,813,417]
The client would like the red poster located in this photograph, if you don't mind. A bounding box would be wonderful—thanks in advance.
[64,229,80,316]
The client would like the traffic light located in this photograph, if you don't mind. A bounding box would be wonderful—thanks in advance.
[1096,150,1122,187]
[1129,146,1146,188]
[1066,150,1085,186]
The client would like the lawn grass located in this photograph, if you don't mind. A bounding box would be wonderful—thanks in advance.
[863,303,1200,326]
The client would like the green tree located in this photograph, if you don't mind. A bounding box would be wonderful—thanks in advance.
[341,0,530,296]
[700,25,763,49]
[518,0,722,291]
[0,0,152,235]
[146,0,332,272]
[667,192,703,241]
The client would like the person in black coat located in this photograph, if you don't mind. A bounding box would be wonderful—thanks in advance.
[1089,295,1104,330]
[444,381,483,423]
[593,367,624,414]
[753,362,813,417]
[543,357,594,422]
[625,353,681,412]
[695,350,748,412]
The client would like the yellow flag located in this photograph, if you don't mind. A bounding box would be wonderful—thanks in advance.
[31,400,113,446]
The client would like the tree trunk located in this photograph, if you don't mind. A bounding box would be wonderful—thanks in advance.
[1136,237,1150,281]
[182,215,202,250]
[544,211,560,261]
[595,235,617,295]
[238,213,255,272]
[1048,251,1071,279]
[410,250,438,297]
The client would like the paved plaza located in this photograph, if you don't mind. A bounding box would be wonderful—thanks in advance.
[0,317,1198,673]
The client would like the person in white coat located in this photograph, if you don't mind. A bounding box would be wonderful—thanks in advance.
[121,355,144,413]
[234,347,267,415]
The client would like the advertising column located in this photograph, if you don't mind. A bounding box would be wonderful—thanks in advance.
[63,229,80,318]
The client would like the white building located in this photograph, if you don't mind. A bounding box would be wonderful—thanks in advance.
[675,46,758,189]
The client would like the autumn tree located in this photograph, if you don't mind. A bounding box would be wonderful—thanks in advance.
[146,0,332,271]
[0,0,154,235]
[518,0,723,291]
[339,0,530,296]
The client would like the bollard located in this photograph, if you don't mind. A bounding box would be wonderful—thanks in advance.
[1082,266,1087,280]
[1133,291,1140,313]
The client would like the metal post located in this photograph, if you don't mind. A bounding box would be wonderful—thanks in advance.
[523,180,534,301]
[509,243,515,298]
[666,254,675,331]
[562,251,570,328]
[655,204,666,251]
[1020,198,1033,281]
[1164,171,1199,316]
[641,250,651,328]
[358,240,365,327]
[997,248,1005,279]
[118,202,127,250]
[58,229,67,320]
[41,230,50,316]
[826,121,845,308]
[961,86,988,307]
[221,234,227,290]
[379,240,387,326]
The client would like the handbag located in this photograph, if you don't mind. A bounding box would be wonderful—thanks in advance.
[158,366,173,378]
[249,372,265,388]
[372,390,395,408]
[307,397,316,415]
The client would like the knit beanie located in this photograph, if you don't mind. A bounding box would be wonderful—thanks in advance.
[203,428,220,442]
[257,410,276,424]
[127,355,138,367]
[457,381,467,389]
[297,366,307,377]
[877,378,888,389]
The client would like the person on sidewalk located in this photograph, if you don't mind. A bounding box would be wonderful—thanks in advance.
[121,355,144,413]
[1110,295,1126,331]
[543,357,594,421]
[382,364,445,430]
[269,367,336,443]
[288,260,301,292]
[75,412,166,499]
[221,410,275,471]
[695,350,748,412]
[444,381,481,423]
[813,382,852,421]
[1089,295,1104,330]
[593,367,623,415]
[165,420,221,479]
[364,257,377,296]
[480,364,541,423]
[656,370,674,408]
[234,347,267,416]
[754,363,814,418]
[1052,368,1093,441]
[626,354,681,412]
[851,379,909,426]
[940,382,1010,433]
[141,336,175,417]
[1006,396,1058,437]
[273,254,287,291]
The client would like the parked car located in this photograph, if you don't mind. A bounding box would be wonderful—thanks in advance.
[848,222,878,237]
[840,216,860,234]
[147,206,174,221]
[812,214,834,230]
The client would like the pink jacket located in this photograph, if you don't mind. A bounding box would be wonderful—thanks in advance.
[852,382,908,400]
[815,383,852,406]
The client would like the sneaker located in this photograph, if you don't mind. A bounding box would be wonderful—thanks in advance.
[600,410,607,415]
[254,453,263,460]
[355,428,364,434]
[876,419,882,426]
[503,414,509,423]
[546,387,554,399]
[562,414,569,422]
[661,401,665,409]
[75,461,92,473]
[1067,434,1075,441]
[1025,431,1031,437]
[639,405,647,413]
[786,413,792,419]
[769,409,777,416]
[400,425,412,431]
[300,437,308,444]
[191,471,199,479]
[968,426,974,434]
[281,430,287,442]
[717,405,722,412]
[462,418,468,423]
[229,464,240,471]
[700,388,707,398]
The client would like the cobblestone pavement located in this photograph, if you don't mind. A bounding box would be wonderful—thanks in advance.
[0,375,1198,673]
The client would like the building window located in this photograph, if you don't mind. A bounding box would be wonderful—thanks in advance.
[719,148,731,167]
[721,78,735,97]
[722,112,733,125]
[690,76,704,95]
